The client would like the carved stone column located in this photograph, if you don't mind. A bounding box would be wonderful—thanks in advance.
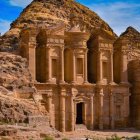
[72,50,76,84]
[110,51,114,84]
[29,42,36,81]
[70,94,75,131]
[60,88,66,132]
[97,87,104,130]
[74,102,76,126]
[59,47,65,83]
[84,49,88,83]
[97,51,103,84]
[83,103,87,125]
[109,89,114,129]
[47,90,53,126]
[123,92,131,126]
[46,47,51,82]
[90,94,94,130]
[120,51,128,84]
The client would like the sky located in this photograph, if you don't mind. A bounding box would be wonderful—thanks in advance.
[0,0,140,35]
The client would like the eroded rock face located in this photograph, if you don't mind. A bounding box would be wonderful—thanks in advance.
[0,93,42,124]
[0,52,34,93]
[0,52,46,124]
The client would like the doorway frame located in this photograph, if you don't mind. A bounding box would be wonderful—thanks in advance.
[75,102,86,125]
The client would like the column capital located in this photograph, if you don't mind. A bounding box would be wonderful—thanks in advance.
[58,45,64,50]
[99,92,104,96]
[29,42,36,48]
[60,88,67,97]
[88,93,95,98]
[121,50,129,55]
[47,92,53,97]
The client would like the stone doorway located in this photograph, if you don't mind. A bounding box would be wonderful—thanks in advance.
[76,102,84,124]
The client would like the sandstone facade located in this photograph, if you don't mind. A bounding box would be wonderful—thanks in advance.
[0,0,140,134]
[19,23,132,132]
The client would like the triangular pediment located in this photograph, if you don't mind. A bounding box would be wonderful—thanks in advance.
[48,23,65,35]
[92,28,117,41]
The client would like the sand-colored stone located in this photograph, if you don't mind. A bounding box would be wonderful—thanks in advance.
[19,22,131,132]
[0,0,140,136]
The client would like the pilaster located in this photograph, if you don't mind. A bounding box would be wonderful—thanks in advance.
[59,46,65,83]
[46,47,52,83]
[29,42,36,81]
[70,93,75,131]
[84,49,88,84]
[72,50,76,84]
[60,88,66,132]
[47,90,53,126]
[97,87,104,130]
[109,51,115,84]
[90,94,94,130]
[109,88,115,129]
[97,51,103,84]
[120,50,129,85]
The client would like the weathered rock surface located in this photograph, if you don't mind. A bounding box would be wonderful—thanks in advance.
[0,93,42,124]
[0,52,34,93]
[0,52,48,125]
[0,0,116,51]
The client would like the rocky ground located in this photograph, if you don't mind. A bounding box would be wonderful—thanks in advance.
[0,126,140,140]
[65,129,140,140]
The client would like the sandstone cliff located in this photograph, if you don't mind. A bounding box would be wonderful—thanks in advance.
[0,52,34,93]
[0,52,44,124]
[0,0,116,51]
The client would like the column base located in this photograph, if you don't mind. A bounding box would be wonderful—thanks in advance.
[60,128,65,132]
[99,123,103,130]
[46,79,52,83]
[96,81,104,85]
[59,80,66,84]
[109,81,117,85]
[120,82,131,86]
[83,81,90,85]
[90,125,94,130]
[110,123,115,129]
[70,125,75,131]
[71,81,76,85]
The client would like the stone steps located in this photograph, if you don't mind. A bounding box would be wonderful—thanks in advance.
[75,124,87,131]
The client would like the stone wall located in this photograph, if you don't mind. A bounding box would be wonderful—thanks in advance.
[128,60,140,128]
[28,115,50,128]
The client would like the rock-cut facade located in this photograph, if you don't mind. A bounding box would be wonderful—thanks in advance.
[19,23,140,132]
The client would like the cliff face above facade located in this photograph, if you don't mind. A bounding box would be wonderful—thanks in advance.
[0,0,116,51]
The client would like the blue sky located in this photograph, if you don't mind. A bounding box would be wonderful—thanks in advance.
[0,0,140,35]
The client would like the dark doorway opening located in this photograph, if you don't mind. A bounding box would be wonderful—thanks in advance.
[76,102,83,124]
